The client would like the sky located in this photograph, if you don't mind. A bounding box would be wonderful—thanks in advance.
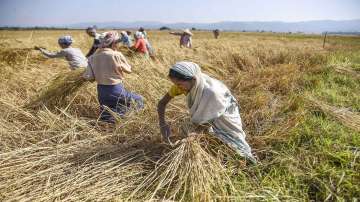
[0,0,359,26]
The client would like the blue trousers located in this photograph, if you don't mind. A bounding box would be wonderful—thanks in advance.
[97,84,144,122]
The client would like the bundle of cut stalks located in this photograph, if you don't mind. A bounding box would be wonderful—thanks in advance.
[129,134,238,201]
[0,138,148,201]
[26,68,88,109]
[334,66,360,78]
[0,131,241,201]
[308,96,360,132]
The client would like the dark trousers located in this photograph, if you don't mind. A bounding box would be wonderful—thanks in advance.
[97,83,143,122]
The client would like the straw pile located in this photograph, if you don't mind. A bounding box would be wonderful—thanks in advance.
[26,68,88,108]
[334,66,360,78]
[0,131,242,201]
[0,48,34,65]
[129,134,237,201]
[308,96,360,132]
[1,30,358,201]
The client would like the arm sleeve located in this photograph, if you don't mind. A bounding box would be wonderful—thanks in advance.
[170,32,182,36]
[86,46,98,57]
[114,53,132,73]
[168,85,186,97]
[86,39,100,57]
[83,61,95,81]
[39,48,66,58]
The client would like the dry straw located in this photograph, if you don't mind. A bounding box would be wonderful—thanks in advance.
[334,66,360,78]
[128,134,237,201]
[26,68,88,108]
[307,96,360,132]
[0,131,241,201]
[1,30,352,201]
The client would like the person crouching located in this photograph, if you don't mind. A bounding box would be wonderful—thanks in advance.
[83,31,144,123]
[157,61,256,164]
[131,31,149,57]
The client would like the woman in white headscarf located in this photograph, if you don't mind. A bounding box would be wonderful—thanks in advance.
[157,61,256,163]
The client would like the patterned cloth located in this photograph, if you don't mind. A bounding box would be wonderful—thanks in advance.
[99,31,120,48]
[209,96,256,163]
[58,35,73,45]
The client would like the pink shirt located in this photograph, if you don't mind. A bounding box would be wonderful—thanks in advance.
[134,38,148,53]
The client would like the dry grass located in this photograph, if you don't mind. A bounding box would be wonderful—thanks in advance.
[128,134,237,201]
[26,68,88,109]
[334,66,360,78]
[307,96,360,132]
[0,30,358,201]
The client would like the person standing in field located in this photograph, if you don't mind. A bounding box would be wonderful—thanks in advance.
[132,31,149,56]
[83,31,144,123]
[213,29,220,39]
[157,61,256,163]
[35,35,88,70]
[169,29,193,48]
[85,26,102,57]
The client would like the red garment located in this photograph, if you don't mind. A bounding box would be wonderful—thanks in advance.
[134,38,148,53]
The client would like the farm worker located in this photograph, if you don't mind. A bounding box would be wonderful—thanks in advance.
[132,31,149,56]
[85,26,102,57]
[83,31,144,123]
[138,27,155,56]
[138,27,148,38]
[35,35,87,70]
[213,29,220,39]
[157,61,256,163]
[169,29,193,48]
[119,31,133,48]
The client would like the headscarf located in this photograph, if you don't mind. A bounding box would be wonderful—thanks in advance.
[86,27,96,34]
[135,31,144,39]
[120,31,128,36]
[99,31,120,48]
[170,61,230,124]
[183,29,193,36]
[58,35,73,46]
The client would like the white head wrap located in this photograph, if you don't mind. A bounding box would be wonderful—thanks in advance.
[171,61,230,124]
[99,31,119,48]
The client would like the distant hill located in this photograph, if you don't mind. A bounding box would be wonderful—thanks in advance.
[67,19,360,33]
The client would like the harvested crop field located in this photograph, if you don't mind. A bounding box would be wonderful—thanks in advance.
[0,30,359,201]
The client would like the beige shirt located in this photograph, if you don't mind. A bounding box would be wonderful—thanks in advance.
[83,48,131,85]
